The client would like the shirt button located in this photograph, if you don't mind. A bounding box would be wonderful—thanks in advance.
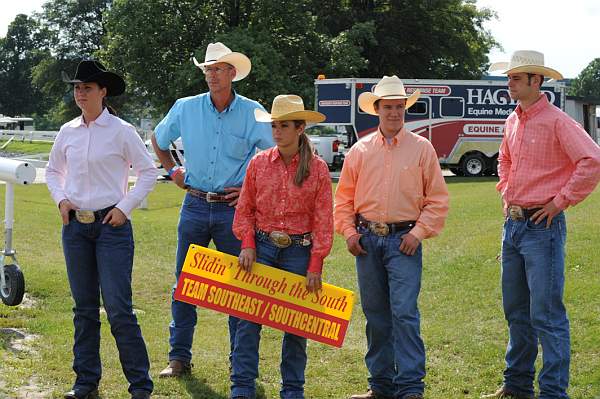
[213,146,216,149]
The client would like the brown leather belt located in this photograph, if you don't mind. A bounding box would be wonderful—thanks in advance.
[187,188,229,203]
[356,214,416,236]
[256,229,312,248]
[507,205,543,221]
[69,205,116,224]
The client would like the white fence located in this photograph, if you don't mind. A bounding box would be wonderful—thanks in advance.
[0,130,58,142]
[0,129,153,143]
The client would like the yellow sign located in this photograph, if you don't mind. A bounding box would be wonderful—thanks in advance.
[174,245,354,347]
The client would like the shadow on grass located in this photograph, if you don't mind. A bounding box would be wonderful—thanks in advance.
[181,375,267,399]
[183,375,228,399]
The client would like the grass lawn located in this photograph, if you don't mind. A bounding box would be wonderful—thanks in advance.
[0,139,53,155]
[0,179,598,398]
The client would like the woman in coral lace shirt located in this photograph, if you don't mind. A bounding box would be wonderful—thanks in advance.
[230,94,333,399]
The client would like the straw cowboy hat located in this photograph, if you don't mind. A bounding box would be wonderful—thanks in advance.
[62,60,125,96]
[358,75,420,116]
[193,42,251,81]
[255,95,326,123]
[488,50,563,81]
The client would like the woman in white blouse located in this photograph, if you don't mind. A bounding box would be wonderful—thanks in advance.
[46,60,157,399]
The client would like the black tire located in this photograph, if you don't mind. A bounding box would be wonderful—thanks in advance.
[1,264,25,306]
[491,156,498,176]
[461,153,486,177]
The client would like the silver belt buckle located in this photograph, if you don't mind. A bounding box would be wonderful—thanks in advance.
[508,205,524,221]
[369,222,390,236]
[75,210,95,224]
[269,231,292,248]
[205,191,218,203]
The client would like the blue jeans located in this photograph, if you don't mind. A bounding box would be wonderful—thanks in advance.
[230,234,311,399]
[169,192,241,362]
[62,219,153,394]
[355,226,425,399]
[501,212,569,399]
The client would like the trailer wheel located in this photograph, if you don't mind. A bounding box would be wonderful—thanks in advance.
[490,156,498,176]
[461,153,486,177]
[1,264,25,306]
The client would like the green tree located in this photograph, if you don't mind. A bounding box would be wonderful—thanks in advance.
[345,0,497,79]
[102,0,496,119]
[102,0,371,114]
[568,58,600,100]
[101,0,215,116]
[0,14,51,117]
[31,0,113,128]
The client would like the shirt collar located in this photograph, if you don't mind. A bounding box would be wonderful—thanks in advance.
[516,93,548,120]
[207,90,238,113]
[69,107,111,128]
[376,127,405,147]
[269,147,300,164]
[94,108,111,126]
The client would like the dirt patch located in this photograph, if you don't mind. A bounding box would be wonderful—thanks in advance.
[0,328,38,354]
[0,328,52,398]
[16,293,38,310]
[12,376,53,399]
[0,295,53,398]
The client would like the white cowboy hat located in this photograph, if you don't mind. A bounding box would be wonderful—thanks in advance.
[488,50,563,81]
[193,42,251,81]
[255,94,326,123]
[358,75,420,116]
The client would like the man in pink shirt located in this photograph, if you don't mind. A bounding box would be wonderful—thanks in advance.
[334,76,449,399]
[484,51,600,399]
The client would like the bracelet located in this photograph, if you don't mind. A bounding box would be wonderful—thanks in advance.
[168,166,181,177]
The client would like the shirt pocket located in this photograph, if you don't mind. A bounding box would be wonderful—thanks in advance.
[398,166,424,196]
[222,132,251,160]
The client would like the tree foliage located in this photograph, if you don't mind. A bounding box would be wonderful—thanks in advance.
[568,58,600,100]
[0,14,51,117]
[30,0,112,128]
[0,0,498,126]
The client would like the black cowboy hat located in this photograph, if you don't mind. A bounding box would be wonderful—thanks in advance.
[62,60,126,97]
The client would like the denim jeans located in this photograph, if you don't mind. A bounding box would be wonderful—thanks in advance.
[501,212,569,399]
[355,226,425,399]
[62,219,153,394]
[169,192,241,362]
[230,234,311,399]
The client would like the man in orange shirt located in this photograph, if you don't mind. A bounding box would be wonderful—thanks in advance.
[484,51,600,399]
[334,76,449,399]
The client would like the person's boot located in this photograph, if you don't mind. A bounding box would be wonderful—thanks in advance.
[64,388,99,399]
[158,360,192,378]
[131,390,151,399]
[481,386,534,399]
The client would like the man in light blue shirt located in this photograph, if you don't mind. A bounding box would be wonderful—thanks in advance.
[151,42,272,379]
